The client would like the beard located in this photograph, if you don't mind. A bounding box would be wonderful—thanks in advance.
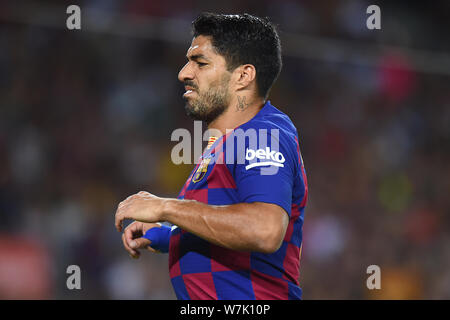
[184,75,231,124]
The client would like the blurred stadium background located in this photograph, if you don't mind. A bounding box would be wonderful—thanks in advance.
[0,0,449,299]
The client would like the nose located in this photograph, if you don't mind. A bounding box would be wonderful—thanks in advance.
[178,62,194,83]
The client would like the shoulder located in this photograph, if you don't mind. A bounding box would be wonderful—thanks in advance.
[225,102,300,175]
[238,103,299,154]
[241,102,298,139]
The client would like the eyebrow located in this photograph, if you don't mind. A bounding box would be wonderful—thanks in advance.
[186,54,210,62]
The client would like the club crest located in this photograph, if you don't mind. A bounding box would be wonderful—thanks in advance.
[192,157,212,183]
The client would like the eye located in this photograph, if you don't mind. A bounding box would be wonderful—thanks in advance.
[197,62,207,67]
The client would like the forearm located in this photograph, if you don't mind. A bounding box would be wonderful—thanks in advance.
[161,198,285,253]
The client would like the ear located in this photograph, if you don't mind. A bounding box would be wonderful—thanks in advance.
[233,64,256,91]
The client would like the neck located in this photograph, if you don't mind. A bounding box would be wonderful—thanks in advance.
[207,93,265,136]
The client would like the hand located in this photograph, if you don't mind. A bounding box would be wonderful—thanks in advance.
[122,221,161,258]
[115,191,165,232]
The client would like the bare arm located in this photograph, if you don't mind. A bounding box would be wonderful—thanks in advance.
[115,191,289,254]
[162,199,289,254]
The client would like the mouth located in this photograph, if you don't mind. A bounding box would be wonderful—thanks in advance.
[183,86,197,97]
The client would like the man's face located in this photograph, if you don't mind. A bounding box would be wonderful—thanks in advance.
[178,35,232,123]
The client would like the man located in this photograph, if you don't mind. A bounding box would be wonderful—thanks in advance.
[115,12,308,300]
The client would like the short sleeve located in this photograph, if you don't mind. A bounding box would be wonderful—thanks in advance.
[226,126,297,216]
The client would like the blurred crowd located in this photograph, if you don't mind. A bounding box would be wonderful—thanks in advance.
[0,0,449,299]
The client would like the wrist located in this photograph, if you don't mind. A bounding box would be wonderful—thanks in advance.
[160,198,175,222]
[142,224,171,253]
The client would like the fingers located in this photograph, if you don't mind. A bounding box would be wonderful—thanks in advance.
[115,201,132,232]
[116,192,156,258]
[124,222,141,247]
[115,202,124,232]
[123,221,140,256]
[122,233,140,259]
[129,237,151,250]
[115,193,148,232]
[122,222,146,258]
[122,221,159,258]
[115,209,125,232]
[118,195,133,208]
[146,246,159,253]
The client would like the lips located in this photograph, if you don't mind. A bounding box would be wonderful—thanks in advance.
[183,86,197,97]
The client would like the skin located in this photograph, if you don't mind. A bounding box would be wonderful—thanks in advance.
[116,35,289,258]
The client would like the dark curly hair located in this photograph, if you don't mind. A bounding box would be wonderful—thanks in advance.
[192,12,282,100]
